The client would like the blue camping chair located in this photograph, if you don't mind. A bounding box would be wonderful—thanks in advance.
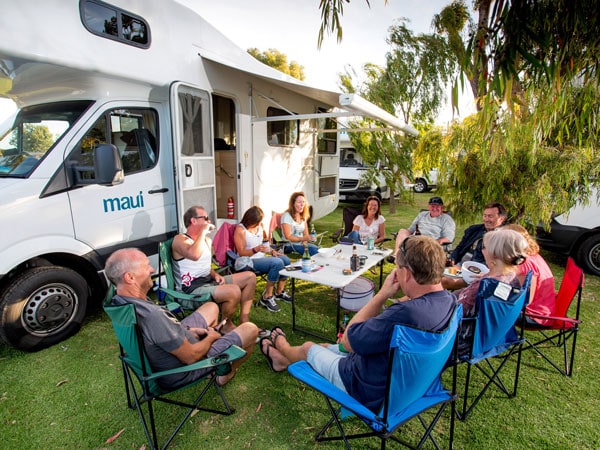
[457,272,532,420]
[288,304,462,449]
[104,297,246,450]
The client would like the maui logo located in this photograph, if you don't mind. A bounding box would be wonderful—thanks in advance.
[102,191,144,212]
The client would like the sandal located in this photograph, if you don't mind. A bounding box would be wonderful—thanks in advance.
[255,328,271,343]
[270,325,287,349]
[260,337,284,373]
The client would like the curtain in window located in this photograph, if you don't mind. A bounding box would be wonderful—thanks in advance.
[179,93,201,156]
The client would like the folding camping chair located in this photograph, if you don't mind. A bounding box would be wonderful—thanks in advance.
[457,272,532,420]
[212,221,265,279]
[104,298,246,450]
[157,237,212,311]
[520,257,584,376]
[288,304,462,449]
[331,207,362,243]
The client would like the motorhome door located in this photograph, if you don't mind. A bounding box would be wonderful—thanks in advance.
[170,83,217,227]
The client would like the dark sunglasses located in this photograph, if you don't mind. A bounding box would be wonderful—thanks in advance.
[194,215,210,220]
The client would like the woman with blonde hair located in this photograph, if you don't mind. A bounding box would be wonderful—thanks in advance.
[281,191,318,256]
[504,224,555,325]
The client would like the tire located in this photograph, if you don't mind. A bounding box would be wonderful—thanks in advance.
[413,178,427,193]
[0,266,89,351]
[576,234,600,276]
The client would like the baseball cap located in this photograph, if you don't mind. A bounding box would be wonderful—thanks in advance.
[428,196,444,205]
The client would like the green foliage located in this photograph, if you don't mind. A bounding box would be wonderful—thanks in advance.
[439,81,600,227]
[247,48,305,80]
[9,123,53,154]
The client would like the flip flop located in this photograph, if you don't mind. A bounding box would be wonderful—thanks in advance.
[260,337,284,373]
[270,325,287,349]
[255,328,271,343]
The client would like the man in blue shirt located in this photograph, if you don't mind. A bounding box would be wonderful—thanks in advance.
[260,235,455,412]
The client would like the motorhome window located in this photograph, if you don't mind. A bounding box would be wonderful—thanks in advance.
[69,108,158,178]
[80,0,150,48]
[267,107,298,146]
[316,110,337,154]
[0,101,91,178]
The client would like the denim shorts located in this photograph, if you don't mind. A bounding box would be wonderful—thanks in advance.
[307,344,348,392]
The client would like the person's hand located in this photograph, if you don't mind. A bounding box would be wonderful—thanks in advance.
[380,268,402,299]
[201,223,215,234]
[188,327,208,340]
[213,273,225,285]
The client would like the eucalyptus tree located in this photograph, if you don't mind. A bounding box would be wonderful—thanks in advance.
[247,48,305,80]
[339,20,454,212]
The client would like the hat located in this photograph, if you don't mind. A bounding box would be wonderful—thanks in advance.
[428,196,444,205]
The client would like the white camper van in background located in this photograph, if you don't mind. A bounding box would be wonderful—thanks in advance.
[0,0,412,350]
[338,133,389,201]
[536,188,600,276]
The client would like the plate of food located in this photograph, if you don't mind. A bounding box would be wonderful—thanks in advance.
[461,261,489,284]
[443,266,462,278]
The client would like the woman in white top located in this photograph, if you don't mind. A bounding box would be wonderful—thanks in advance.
[346,196,386,245]
[281,191,318,256]
[234,206,291,313]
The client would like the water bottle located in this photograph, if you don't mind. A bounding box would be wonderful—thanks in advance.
[301,242,311,272]
[310,223,317,242]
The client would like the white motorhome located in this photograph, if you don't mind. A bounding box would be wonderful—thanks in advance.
[0,0,412,350]
[338,133,389,201]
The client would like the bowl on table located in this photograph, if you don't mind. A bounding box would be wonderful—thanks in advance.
[318,247,336,258]
[461,261,489,284]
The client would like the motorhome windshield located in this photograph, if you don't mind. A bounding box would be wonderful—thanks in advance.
[0,101,92,178]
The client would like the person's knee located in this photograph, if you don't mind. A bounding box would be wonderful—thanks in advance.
[236,322,259,344]
[215,284,241,301]
[198,301,219,319]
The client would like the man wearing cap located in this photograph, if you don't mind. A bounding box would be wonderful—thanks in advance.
[393,196,456,256]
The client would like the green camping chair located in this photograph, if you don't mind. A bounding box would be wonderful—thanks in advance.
[157,237,212,311]
[104,298,246,450]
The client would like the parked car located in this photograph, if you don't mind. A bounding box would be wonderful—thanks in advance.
[338,135,389,201]
[412,169,438,193]
[536,189,600,276]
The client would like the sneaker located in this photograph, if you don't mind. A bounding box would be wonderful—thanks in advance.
[259,294,281,313]
[275,290,292,303]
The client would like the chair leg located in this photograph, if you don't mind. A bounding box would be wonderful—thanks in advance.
[314,399,352,450]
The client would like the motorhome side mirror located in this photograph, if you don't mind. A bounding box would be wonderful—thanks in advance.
[73,144,124,186]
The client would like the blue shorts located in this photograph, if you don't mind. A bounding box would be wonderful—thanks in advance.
[307,344,348,392]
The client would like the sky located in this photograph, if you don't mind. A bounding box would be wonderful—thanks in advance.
[0,0,474,124]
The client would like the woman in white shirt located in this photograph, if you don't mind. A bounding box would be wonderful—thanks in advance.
[281,192,318,256]
[234,206,291,313]
[346,196,386,245]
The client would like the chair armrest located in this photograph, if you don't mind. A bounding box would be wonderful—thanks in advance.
[157,286,211,304]
[144,345,246,381]
[524,312,581,326]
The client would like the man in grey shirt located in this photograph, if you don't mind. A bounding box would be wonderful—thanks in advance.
[105,248,258,388]
[394,196,455,255]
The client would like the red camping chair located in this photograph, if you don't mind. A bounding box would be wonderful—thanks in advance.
[520,257,584,376]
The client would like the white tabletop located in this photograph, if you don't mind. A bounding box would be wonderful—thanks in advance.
[279,244,392,289]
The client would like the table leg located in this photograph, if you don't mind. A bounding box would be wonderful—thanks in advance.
[291,277,297,332]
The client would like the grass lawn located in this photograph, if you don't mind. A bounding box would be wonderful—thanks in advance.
[1,193,599,449]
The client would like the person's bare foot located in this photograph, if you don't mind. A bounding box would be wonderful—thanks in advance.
[215,368,237,387]
[260,338,289,372]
